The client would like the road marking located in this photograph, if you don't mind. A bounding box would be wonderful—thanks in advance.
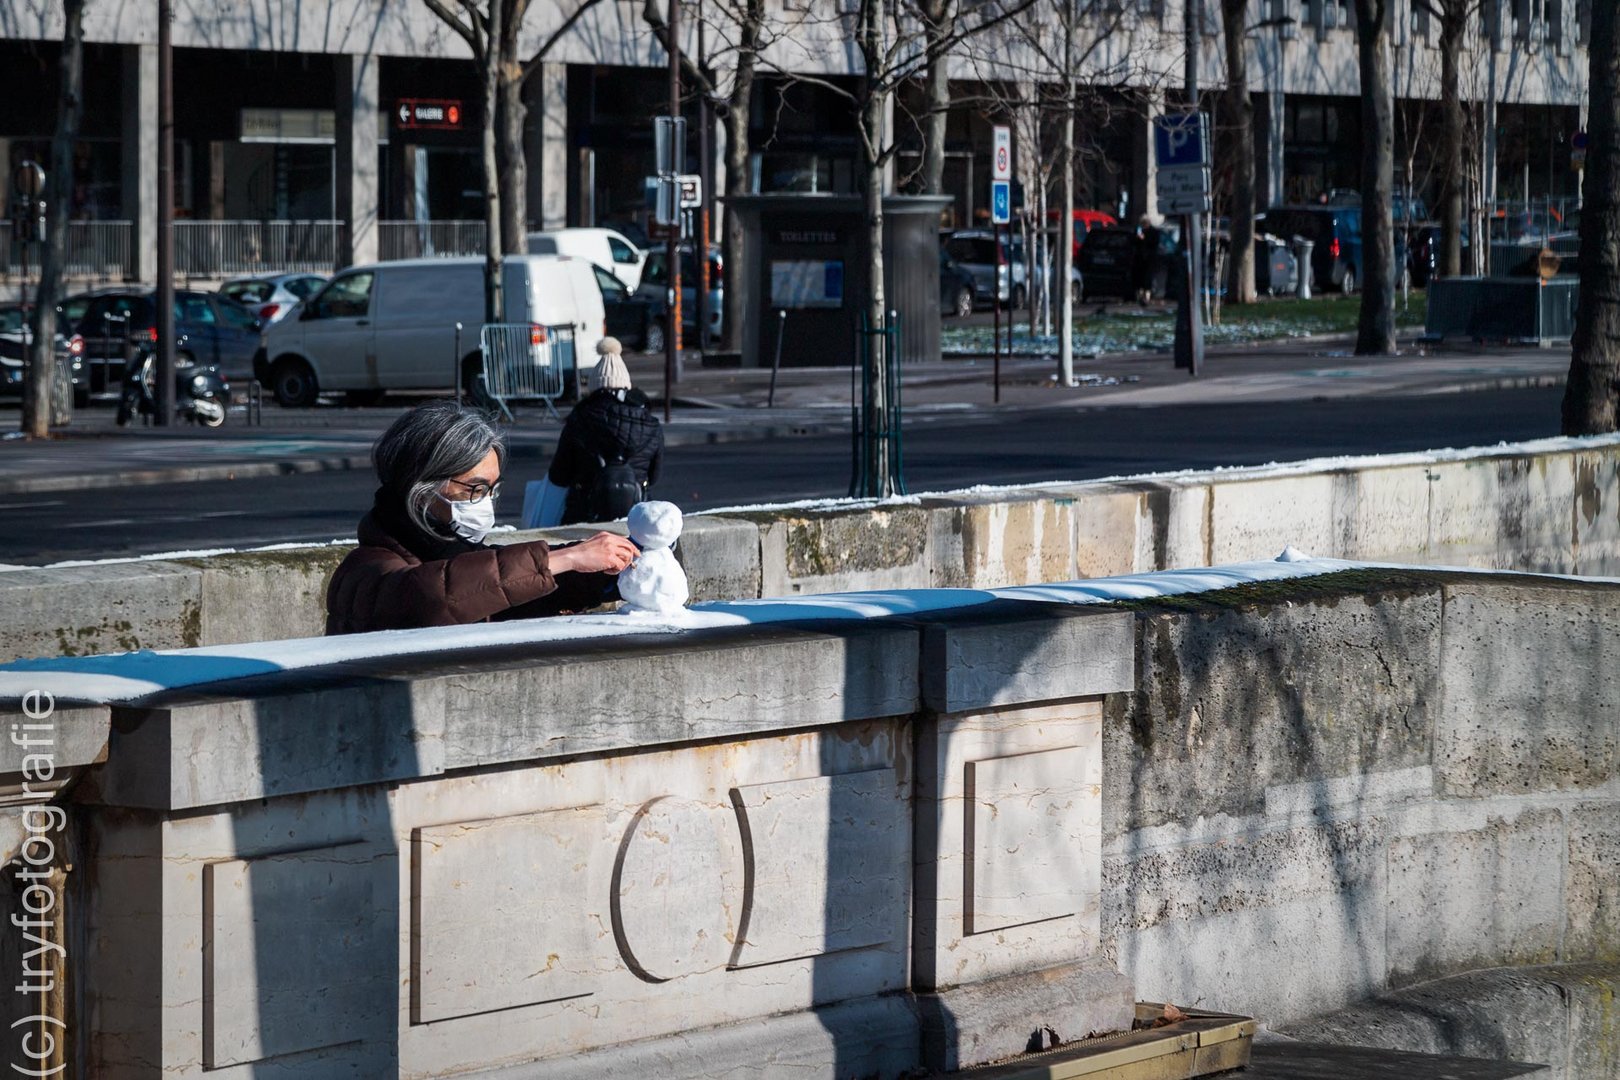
[0,500,65,510]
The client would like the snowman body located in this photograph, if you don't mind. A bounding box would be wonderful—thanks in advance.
[618,502,689,616]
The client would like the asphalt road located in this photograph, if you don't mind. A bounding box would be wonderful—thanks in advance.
[0,385,1565,564]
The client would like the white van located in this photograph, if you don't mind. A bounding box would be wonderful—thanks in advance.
[255,255,606,407]
[526,228,647,291]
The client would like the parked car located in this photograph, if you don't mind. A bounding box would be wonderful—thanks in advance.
[255,255,607,407]
[591,264,664,354]
[527,227,647,291]
[1077,225,1178,301]
[940,254,976,318]
[1008,236,1083,307]
[219,273,328,324]
[61,288,263,389]
[1046,209,1119,259]
[636,247,723,344]
[1256,206,1408,295]
[941,230,1023,308]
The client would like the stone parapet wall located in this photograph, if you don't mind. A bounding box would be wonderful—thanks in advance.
[0,567,1614,1076]
[6,436,1619,664]
[1104,571,1620,1030]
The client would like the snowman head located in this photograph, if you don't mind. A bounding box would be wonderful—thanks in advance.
[626,501,682,551]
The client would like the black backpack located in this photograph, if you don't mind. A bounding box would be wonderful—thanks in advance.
[586,453,643,522]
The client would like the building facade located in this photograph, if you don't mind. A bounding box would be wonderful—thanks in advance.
[0,0,1592,282]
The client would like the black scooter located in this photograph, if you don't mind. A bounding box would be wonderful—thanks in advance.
[115,342,230,427]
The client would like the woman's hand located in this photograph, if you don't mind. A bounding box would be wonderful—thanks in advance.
[549,532,638,575]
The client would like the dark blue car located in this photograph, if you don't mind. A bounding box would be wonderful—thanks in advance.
[1258,206,1409,295]
[63,288,263,393]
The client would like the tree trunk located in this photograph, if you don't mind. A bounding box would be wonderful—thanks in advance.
[482,7,504,322]
[1354,0,1396,355]
[498,13,529,254]
[858,0,891,496]
[1221,0,1257,304]
[721,10,758,353]
[23,0,85,437]
[920,0,951,195]
[1562,0,1620,433]
[1438,0,1464,279]
[1058,3,1075,385]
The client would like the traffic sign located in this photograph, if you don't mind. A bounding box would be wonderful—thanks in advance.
[1154,112,1209,170]
[677,174,702,209]
[991,180,1011,225]
[1158,168,1209,198]
[654,116,687,175]
[992,125,1012,181]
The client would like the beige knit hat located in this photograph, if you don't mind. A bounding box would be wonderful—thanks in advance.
[592,339,632,393]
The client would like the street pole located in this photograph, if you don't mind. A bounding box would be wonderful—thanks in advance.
[696,0,711,364]
[1174,0,1205,377]
[665,0,682,423]
[156,0,175,425]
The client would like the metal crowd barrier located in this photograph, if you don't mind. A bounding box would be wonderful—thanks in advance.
[478,322,576,422]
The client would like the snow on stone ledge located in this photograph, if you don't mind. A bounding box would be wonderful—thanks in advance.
[0,552,1424,705]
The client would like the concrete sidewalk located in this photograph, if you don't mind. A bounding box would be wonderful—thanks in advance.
[0,335,1570,495]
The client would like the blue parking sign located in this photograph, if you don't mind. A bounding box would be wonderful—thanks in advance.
[991,179,1011,224]
[1154,112,1208,169]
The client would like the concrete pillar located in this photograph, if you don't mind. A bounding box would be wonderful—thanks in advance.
[334,54,380,268]
[1131,91,1162,223]
[1259,91,1287,206]
[121,44,158,283]
[531,62,568,231]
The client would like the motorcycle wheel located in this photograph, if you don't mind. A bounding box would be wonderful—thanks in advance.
[198,397,226,428]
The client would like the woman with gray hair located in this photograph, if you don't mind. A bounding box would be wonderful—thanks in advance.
[326,400,637,635]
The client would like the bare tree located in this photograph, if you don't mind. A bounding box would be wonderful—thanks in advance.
[23,0,85,437]
[641,0,769,352]
[1353,0,1397,354]
[423,0,607,260]
[1562,0,1620,433]
[1219,0,1255,304]
[963,0,1139,382]
[917,0,955,194]
[767,0,1036,492]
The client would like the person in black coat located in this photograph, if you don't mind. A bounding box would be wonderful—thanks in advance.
[547,338,665,525]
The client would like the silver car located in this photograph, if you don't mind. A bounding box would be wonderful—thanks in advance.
[220,273,328,324]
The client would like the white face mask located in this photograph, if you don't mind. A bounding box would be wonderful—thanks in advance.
[439,494,496,543]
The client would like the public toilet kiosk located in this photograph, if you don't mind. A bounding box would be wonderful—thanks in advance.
[725,193,951,369]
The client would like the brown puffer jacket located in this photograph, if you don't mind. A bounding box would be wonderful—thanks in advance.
[325,489,618,635]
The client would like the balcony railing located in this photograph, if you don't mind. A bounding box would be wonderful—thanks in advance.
[379,220,487,261]
[174,219,346,278]
[0,221,133,282]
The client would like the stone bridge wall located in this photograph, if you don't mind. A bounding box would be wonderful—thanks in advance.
[4,436,1619,663]
[0,568,1614,1077]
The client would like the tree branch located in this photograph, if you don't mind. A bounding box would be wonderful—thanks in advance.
[522,0,607,80]
[423,0,479,52]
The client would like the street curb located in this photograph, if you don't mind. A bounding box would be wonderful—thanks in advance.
[0,374,1562,496]
[0,419,856,496]
[0,454,378,496]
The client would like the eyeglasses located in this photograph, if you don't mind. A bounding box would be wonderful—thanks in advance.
[443,478,501,504]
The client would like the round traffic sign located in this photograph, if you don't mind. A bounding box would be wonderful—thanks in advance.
[11,161,43,199]
[996,146,1008,173]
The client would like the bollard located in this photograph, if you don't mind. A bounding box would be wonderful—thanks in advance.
[766,309,786,408]
[1293,237,1314,300]
[453,321,464,410]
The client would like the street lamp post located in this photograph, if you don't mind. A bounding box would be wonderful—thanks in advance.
[155,0,175,425]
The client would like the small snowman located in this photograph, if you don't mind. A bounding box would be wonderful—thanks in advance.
[617,501,690,616]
